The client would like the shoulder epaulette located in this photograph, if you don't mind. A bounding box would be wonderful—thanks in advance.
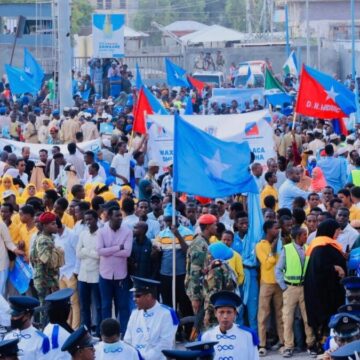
[35,330,50,354]
[160,304,180,325]
[237,325,259,346]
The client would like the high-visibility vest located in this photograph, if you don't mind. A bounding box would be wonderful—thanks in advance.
[352,170,360,186]
[284,243,309,284]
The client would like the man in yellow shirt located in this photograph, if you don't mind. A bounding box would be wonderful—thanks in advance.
[0,203,20,245]
[260,172,278,210]
[54,197,75,229]
[255,220,284,356]
[221,230,244,285]
[18,205,38,259]
[338,188,360,221]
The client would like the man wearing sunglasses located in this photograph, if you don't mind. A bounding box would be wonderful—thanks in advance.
[124,276,179,360]
[61,325,97,360]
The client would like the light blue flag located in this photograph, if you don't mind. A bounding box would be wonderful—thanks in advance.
[80,87,91,100]
[135,63,143,90]
[173,114,258,197]
[143,86,168,114]
[24,48,44,89]
[9,256,33,294]
[5,64,38,95]
[184,96,193,115]
[165,58,190,87]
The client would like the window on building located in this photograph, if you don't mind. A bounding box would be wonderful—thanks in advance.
[105,0,112,9]
[97,0,103,9]
[119,0,126,8]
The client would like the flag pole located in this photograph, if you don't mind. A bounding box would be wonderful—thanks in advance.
[171,191,176,310]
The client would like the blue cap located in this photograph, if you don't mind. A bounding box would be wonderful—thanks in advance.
[163,204,179,218]
[338,304,360,317]
[342,277,360,290]
[61,325,97,355]
[331,339,360,359]
[0,339,20,357]
[45,288,74,307]
[162,349,203,359]
[208,242,233,261]
[329,313,360,337]
[185,341,218,355]
[130,276,160,293]
[125,124,133,133]
[52,110,60,116]
[0,107,6,115]
[210,291,241,309]
[34,107,41,113]
[9,296,40,316]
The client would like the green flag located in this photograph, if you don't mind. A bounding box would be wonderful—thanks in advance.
[264,68,285,94]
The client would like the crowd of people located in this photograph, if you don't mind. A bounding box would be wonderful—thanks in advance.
[0,58,360,359]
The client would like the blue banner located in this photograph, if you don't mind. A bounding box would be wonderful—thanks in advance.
[211,88,265,111]
[8,257,33,294]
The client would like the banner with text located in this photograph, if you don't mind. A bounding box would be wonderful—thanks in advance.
[0,139,101,160]
[147,110,275,171]
[92,13,125,58]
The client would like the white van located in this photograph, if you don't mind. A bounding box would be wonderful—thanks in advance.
[234,61,265,88]
[192,71,225,87]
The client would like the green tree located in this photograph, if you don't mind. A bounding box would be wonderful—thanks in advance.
[224,0,246,32]
[71,0,94,34]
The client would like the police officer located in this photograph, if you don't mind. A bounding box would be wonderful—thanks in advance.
[43,288,74,360]
[0,339,21,360]
[325,313,360,355]
[4,296,50,360]
[200,291,259,360]
[124,276,178,360]
[95,318,141,360]
[61,326,96,360]
[331,339,360,359]
[163,341,218,360]
[342,277,360,304]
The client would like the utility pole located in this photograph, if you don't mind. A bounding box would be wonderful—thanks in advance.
[56,0,73,110]
[306,0,310,64]
[351,0,356,80]
[246,0,252,34]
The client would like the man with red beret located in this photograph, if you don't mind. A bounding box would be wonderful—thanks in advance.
[185,214,217,316]
[30,212,65,324]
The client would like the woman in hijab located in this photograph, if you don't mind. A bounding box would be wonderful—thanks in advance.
[138,179,152,202]
[0,175,19,196]
[19,183,37,204]
[310,167,327,193]
[297,165,312,191]
[304,219,346,351]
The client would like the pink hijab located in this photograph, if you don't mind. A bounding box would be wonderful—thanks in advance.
[310,167,327,192]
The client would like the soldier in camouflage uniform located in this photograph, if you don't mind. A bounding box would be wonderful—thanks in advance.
[30,212,64,324]
[185,214,218,315]
[203,242,237,328]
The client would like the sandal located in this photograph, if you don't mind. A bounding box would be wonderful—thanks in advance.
[259,347,267,357]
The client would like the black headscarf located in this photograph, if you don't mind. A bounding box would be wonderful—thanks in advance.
[316,219,340,238]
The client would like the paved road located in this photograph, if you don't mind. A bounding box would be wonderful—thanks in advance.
[267,351,310,359]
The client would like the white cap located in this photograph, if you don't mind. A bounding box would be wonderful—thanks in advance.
[148,160,160,167]
[337,147,349,156]
[215,198,226,204]
[329,133,339,140]
[2,190,15,200]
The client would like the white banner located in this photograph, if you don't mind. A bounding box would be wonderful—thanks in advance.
[0,139,101,160]
[92,13,125,58]
[147,110,275,170]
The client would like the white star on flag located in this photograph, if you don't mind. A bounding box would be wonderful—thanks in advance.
[201,149,231,180]
[325,86,339,102]
[19,76,24,82]
[24,67,31,74]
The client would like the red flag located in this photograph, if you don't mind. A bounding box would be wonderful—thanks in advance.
[133,87,153,134]
[188,76,205,93]
[295,65,348,119]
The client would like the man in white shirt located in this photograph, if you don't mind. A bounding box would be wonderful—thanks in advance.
[95,318,140,360]
[66,143,85,180]
[5,158,29,186]
[122,198,139,230]
[85,163,105,185]
[54,218,80,329]
[336,207,359,251]
[83,151,106,185]
[110,141,132,185]
[124,277,178,360]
